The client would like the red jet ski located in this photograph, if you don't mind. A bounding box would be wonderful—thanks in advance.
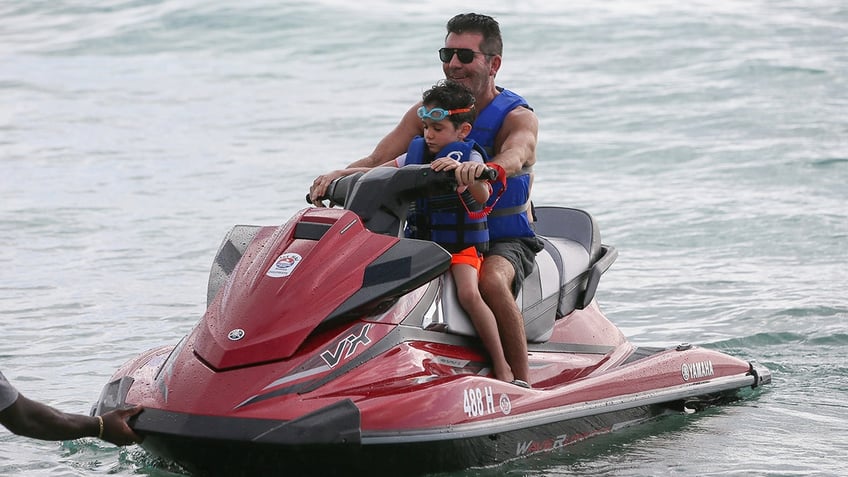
[93,165,770,476]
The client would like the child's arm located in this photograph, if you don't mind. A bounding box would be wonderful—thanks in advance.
[466,180,491,204]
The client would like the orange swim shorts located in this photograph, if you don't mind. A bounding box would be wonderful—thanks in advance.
[450,246,483,272]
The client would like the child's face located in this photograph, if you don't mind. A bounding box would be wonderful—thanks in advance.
[422,118,465,154]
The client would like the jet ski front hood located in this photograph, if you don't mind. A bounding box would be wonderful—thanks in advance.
[192,208,450,370]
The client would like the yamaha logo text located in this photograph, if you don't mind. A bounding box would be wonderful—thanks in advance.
[681,360,715,381]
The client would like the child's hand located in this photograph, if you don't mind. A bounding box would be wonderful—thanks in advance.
[430,157,458,171]
[431,158,467,192]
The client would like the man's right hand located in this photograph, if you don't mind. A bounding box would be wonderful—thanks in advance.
[453,162,489,187]
[310,170,346,206]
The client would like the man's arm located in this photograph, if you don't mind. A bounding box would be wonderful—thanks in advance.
[0,394,142,445]
[490,106,538,175]
[348,103,423,167]
[1,394,98,441]
[310,103,423,204]
[454,107,538,185]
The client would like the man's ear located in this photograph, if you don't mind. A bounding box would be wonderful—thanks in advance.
[490,55,502,77]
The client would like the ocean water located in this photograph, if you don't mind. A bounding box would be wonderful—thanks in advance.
[1,0,846,475]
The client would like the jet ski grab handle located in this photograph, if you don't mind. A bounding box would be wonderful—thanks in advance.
[307,164,500,237]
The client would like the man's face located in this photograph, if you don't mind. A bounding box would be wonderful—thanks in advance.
[442,32,494,96]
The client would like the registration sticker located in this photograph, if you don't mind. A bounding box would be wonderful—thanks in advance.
[266,252,302,278]
[463,386,495,417]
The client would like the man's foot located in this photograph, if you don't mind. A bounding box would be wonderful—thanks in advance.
[510,379,531,389]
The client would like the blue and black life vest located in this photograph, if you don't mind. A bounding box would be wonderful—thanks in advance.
[404,137,489,254]
[467,88,536,241]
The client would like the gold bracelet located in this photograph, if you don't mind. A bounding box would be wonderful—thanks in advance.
[96,415,104,440]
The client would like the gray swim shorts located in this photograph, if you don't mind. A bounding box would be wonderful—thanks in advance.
[485,236,545,296]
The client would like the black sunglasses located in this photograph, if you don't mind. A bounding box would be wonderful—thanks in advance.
[438,47,490,64]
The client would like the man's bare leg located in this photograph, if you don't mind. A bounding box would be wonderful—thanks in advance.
[479,255,530,382]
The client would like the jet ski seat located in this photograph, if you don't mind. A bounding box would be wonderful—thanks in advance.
[436,207,613,343]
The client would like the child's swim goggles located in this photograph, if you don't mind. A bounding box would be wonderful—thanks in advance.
[417,106,472,121]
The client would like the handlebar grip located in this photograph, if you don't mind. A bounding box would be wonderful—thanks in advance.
[477,167,498,182]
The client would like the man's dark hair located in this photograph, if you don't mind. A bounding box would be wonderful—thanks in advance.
[422,80,476,127]
[446,13,503,57]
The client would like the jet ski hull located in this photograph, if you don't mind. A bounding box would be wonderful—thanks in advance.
[93,166,771,475]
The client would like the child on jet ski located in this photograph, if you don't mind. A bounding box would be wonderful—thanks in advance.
[393,80,517,385]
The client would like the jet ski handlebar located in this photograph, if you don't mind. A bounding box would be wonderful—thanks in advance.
[307,165,498,207]
[307,165,499,236]
[476,167,499,182]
